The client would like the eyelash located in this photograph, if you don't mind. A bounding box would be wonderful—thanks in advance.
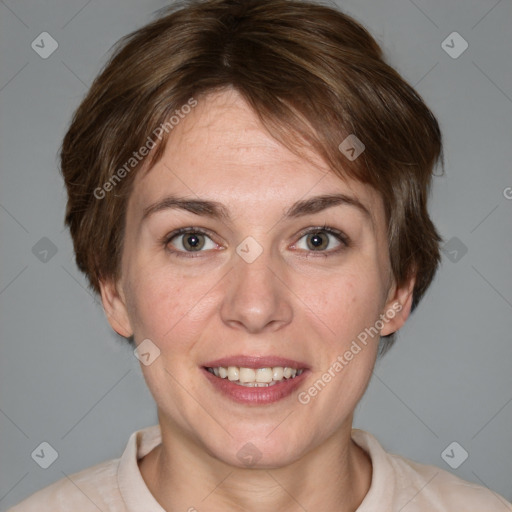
[161,227,219,259]
[295,225,350,257]
[161,225,350,258]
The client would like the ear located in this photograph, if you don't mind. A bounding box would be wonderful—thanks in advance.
[98,277,133,338]
[379,273,416,337]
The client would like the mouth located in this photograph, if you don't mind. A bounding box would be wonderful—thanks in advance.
[201,355,309,404]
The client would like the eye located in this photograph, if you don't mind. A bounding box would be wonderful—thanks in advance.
[165,228,218,253]
[294,227,348,253]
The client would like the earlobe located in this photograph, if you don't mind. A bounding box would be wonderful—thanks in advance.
[379,276,415,337]
[98,278,133,338]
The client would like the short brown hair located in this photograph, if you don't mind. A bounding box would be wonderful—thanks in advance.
[60,0,443,353]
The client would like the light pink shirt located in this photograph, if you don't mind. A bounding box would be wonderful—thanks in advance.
[8,425,511,511]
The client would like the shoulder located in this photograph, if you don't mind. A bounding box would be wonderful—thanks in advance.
[388,451,511,510]
[352,429,512,511]
[7,424,161,512]
[7,457,124,512]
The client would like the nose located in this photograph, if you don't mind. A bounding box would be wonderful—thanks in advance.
[219,246,293,334]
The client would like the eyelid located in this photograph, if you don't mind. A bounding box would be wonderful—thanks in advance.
[292,225,350,248]
[160,224,350,257]
[161,227,223,257]
[162,226,217,244]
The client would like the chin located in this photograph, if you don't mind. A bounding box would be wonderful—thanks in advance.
[202,428,310,469]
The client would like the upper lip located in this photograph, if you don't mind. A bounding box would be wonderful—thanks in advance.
[203,355,310,370]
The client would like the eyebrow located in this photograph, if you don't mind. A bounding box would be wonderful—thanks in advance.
[142,197,231,222]
[285,193,371,220]
[141,193,371,223]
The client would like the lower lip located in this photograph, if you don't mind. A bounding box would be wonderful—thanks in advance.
[202,367,308,405]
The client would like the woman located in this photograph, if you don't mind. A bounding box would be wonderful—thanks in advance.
[10,0,511,510]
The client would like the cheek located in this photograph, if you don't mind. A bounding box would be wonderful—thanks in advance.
[302,267,385,346]
[123,255,224,349]
[297,271,382,427]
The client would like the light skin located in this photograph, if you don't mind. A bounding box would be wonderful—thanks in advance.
[100,88,415,512]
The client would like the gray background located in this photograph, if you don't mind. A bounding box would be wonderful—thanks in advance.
[1,0,511,508]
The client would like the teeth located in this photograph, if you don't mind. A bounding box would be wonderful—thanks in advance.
[239,367,256,383]
[256,367,273,383]
[272,367,284,380]
[207,366,304,386]
[227,366,239,381]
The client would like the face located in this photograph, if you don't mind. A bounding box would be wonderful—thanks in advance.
[101,88,413,468]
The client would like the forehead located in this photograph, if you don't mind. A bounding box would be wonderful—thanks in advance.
[130,89,384,228]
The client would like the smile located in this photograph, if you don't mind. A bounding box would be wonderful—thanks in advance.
[206,366,305,387]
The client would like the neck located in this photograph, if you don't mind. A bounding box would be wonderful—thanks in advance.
[139,417,372,512]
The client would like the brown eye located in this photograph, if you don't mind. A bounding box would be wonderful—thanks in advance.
[294,228,348,254]
[167,230,216,253]
[306,232,330,250]
[182,233,205,251]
